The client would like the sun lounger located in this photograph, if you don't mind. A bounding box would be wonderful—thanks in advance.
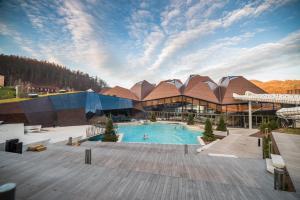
[271,154,285,169]
[24,125,42,133]
[208,153,238,158]
[266,158,275,174]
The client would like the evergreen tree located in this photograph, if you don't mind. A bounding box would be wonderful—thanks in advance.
[216,115,227,131]
[187,113,194,125]
[150,112,156,122]
[0,54,107,91]
[102,118,118,142]
[203,119,215,141]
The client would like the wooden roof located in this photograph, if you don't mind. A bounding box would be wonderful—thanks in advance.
[103,86,139,100]
[218,76,267,104]
[105,75,267,104]
[130,80,155,100]
[183,75,219,103]
[143,79,182,101]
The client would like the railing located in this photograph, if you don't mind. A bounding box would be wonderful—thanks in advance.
[145,111,275,128]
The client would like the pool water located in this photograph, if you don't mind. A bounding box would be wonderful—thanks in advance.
[118,123,202,145]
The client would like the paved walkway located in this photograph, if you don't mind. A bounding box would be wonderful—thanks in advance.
[0,142,297,200]
[201,128,262,159]
[272,132,300,197]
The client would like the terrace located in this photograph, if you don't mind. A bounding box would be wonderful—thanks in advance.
[0,140,298,200]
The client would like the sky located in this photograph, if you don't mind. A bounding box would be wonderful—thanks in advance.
[0,0,300,88]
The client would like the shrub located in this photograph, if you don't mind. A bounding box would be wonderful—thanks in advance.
[187,113,195,125]
[216,115,227,131]
[102,118,118,142]
[260,120,269,133]
[260,119,279,133]
[262,134,271,159]
[102,133,118,142]
[269,119,278,130]
[150,112,156,122]
[203,119,215,141]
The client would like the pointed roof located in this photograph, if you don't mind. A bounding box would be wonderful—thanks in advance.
[183,74,213,90]
[183,75,219,103]
[218,76,266,104]
[143,79,183,100]
[103,86,139,100]
[130,80,155,100]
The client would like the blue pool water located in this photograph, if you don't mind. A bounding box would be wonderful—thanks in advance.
[118,123,202,145]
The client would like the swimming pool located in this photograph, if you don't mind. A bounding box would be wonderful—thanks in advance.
[118,123,202,145]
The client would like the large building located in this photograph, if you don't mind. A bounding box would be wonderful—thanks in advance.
[103,75,273,114]
[102,75,284,128]
[0,92,138,127]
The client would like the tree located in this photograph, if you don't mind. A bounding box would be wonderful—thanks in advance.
[150,112,156,122]
[260,119,278,133]
[102,118,118,142]
[0,54,108,91]
[187,113,194,125]
[216,115,227,131]
[260,120,269,133]
[269,119,278,130]
[203,119,215,141]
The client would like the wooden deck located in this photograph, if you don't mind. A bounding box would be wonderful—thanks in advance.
[272,132,300,196]
[0,142,298,200]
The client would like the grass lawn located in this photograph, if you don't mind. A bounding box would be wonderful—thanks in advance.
[0,91,81,104]
[276,128,300,135]
[0,97,30,104]
[0,86,16,99]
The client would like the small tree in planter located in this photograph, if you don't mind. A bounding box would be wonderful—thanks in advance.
[203,118,215,142]
[269,119,278,131]
[102,118,118,142]
[216,115,227,131]
[150,112,156,122]
[260,120,269,133]
[187,113,195,125]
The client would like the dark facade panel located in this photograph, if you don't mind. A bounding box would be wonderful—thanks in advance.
[0,102,24,114]
[56,108,87,126]
[20,96,54,113]
[99,94,133,110]
[25,111,57,127]
[49,92,87,111]
[86,93,102,113]
[0,113,28,124]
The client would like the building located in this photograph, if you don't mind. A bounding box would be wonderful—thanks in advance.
[0,92,139,127]
[103,75,272,113]
[27,84,59,93]
[103,75,281,127]
[287,88,300,94]
[0,74,4,87]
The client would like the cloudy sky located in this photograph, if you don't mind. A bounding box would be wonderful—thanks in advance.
[0,0,300,87]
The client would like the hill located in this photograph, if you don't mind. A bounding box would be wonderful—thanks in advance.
[251,80,300,94]
[0,54,107,91]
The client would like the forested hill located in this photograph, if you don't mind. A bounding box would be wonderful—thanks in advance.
[0,54,108,91]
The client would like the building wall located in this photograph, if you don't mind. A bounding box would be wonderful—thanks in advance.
[0,92,134,127]
[287,89,300,94]
[0,75,4,87]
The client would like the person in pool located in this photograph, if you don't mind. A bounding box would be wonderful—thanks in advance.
[143,133,148,140]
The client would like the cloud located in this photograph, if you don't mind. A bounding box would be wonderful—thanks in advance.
[58,0,109,70]
[149,0,292,70]
[0,0,298,88]
[0,21,37,56]
[173,30,300,81]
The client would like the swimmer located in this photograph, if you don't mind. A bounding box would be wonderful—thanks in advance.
[143,133,148,140]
